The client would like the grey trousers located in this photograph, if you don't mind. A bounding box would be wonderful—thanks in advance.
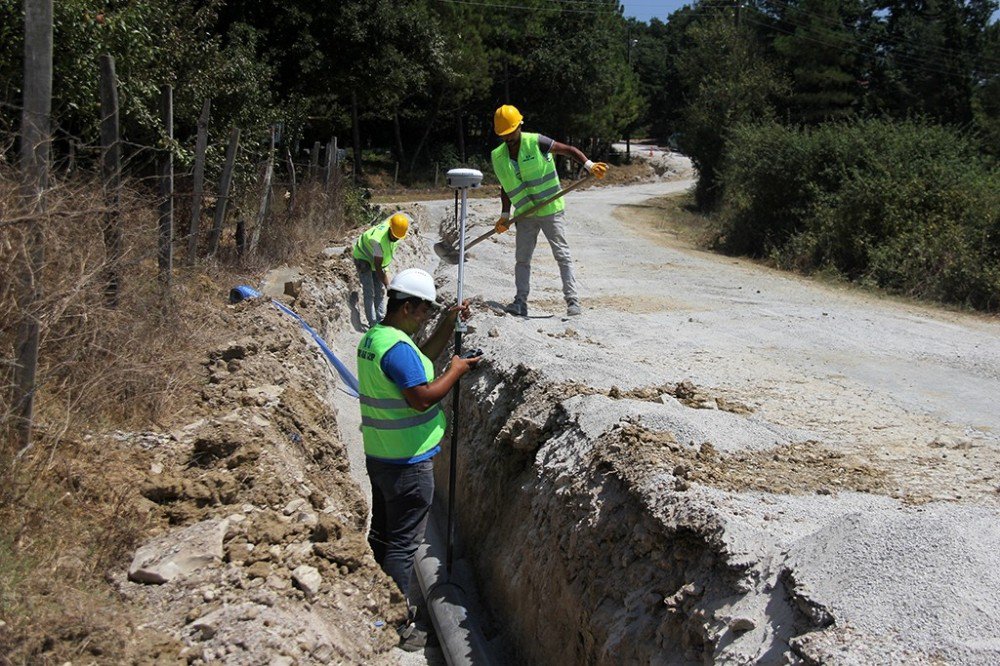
[355,259,385,328]
[514,213,578,305]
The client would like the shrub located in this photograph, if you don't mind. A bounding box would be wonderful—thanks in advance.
[718,118,1000,309]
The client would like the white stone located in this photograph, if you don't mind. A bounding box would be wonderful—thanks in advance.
[283,498,308,516]
[292,565,322,598]
[128,519,228,584]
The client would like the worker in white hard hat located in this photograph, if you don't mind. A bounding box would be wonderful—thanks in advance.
[352,212,411,329]
[491,104,608,317]
[356,267,481,651]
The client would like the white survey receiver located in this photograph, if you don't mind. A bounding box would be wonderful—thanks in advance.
[445,168,483,189]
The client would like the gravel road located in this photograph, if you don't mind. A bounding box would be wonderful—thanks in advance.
[410,161,1000,663]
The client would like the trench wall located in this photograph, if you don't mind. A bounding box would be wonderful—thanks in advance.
[434,362,818,664]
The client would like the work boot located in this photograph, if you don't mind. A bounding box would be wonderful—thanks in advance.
[566,301,582,316]
[504,300,527,317]
[397,620,438,652]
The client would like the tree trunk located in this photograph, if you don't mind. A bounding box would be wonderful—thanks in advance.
[12,0,53,452]
[409,92,442,175]
[309,140,320,180]
[393,111,406,167]
[351,90,362,183]
[208,127,239,256]
[158,85,173,287]
[187,98,211,265]
[98,53,121,307]
[249,126,275,255]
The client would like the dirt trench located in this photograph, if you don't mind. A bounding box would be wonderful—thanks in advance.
[433,361,828,665]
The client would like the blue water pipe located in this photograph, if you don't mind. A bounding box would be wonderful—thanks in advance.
[229,285,359,398]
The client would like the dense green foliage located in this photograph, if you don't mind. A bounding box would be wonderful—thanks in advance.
[1,0,642,173]
[718,119,1000,308]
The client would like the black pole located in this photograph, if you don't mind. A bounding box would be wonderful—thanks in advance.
[446,328,462,577]
[447,187,462,577]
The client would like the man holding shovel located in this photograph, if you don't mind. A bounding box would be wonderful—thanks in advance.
[491,104,608,317]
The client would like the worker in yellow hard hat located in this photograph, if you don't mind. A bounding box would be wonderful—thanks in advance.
[490,104,608,317]
[352,212,411,329]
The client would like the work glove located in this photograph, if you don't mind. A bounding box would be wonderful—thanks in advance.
[584,160,609,179]
[495,212,511,234]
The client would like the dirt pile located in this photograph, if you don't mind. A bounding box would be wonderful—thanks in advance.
[104,271,406,664]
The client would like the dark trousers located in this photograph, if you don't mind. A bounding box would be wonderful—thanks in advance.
[366,457,435,603]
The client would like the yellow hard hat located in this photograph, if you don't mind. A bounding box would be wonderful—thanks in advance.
[494,105,523,136]
[389,213,409,240]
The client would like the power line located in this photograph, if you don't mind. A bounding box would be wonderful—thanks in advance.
[436,0,617,13]
[756,0,1000,69]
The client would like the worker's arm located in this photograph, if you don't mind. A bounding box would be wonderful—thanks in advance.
[375,264,389,288]
[496,189,512,233]
[420,300,471,360]
[550,142,608,178]
[400,301,479,411]
[401,356,480,412]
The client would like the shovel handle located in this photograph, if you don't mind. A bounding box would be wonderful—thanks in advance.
[464,177,589,252]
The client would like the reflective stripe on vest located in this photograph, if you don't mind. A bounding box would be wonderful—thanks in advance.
[356,324,446,460]
[491,132,565,218]
[352,219,397,268]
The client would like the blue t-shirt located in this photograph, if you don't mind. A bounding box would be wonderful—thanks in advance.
[371,341,439,464]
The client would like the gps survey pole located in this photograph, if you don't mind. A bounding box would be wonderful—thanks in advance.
[444,168,482,577]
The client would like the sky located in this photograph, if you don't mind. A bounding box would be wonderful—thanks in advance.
[621,0,692,23]
[620,0,999,24]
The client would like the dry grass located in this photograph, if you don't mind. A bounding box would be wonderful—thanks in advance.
[0,162,355,664]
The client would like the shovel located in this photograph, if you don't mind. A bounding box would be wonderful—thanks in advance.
[433,176,589,263]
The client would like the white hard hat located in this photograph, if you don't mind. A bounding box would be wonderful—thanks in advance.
[389,268,436,303]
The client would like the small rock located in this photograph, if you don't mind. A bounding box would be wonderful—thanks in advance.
[283,498,308,516]
[246,561,272,579]
[128,518,229,584]
[488,327,500,338]
[203,589,216,602]
[292,565,323,598]
[191,616,218,641]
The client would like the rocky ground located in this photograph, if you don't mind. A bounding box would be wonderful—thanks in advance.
[100,253,414,664]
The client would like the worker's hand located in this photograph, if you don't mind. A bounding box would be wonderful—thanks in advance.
[450,354,481,376]
[495,213,511,234]
[447,299,473,323]
[588,161,609,179]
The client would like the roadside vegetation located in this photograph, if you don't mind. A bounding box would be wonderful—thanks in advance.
[626,1,999,311]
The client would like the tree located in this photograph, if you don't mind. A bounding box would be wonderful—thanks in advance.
[674,12,788,208]
[772,0,863,124]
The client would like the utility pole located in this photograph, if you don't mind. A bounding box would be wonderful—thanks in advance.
[626,35,638,162]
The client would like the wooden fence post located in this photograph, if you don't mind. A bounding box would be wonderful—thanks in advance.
[285,146,296,214]
[309,140,320,180]
[322,139,331,188]
[12,0,53,452]
[187,98,210,264]
[249,125,275,255]
[158,85,173,286]
[98,54,121,307]
[209,126,239,256]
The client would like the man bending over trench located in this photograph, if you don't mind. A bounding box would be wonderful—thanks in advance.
[356,267,481,651]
